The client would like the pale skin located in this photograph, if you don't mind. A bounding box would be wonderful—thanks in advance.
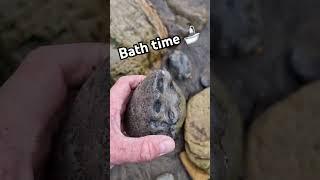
[0,43,175,180]
[110,75,175,167]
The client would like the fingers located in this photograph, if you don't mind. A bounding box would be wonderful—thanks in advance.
[111,135,175,165]
[110,75,145,127]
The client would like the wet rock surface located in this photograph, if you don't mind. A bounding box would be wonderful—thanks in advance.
[125,70,186,139]
[184,88,210,173]
[247,81,320,180]
[212,77,243,180]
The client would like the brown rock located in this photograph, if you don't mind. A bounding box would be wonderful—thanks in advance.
[247,81,320,180]
[184,88,210,173]
[180,151,209,180]
[110,0,167,81]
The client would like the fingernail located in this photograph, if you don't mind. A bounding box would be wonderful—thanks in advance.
[159,139,175,156]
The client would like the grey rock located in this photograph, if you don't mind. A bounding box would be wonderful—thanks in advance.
[167,50,192,80]
[165,17,211,99]
[200,68,210,88]
[125,70,186,139]
[156,173,175,180]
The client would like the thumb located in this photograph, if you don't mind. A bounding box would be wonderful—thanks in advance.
[117,135,175,164]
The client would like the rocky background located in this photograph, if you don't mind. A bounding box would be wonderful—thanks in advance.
[214,0,320,179]
[0,0,105,85]
[1,0,320,179]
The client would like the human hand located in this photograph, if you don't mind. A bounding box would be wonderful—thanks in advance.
[0,43,105,180]
[110,75,175,167]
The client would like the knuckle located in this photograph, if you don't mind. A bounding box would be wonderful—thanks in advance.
[139,140,157,162]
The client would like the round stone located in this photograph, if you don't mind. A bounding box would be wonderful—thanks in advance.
[167,50,192,80]
[125,70,186,139]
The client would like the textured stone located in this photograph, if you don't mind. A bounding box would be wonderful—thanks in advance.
[180,151,209,180]
[125,70,186,139]
[247,81,320,180]
[110,0,167,81]
[184,88,210,173]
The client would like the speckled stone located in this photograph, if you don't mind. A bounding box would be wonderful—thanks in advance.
[125,70,186,139]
